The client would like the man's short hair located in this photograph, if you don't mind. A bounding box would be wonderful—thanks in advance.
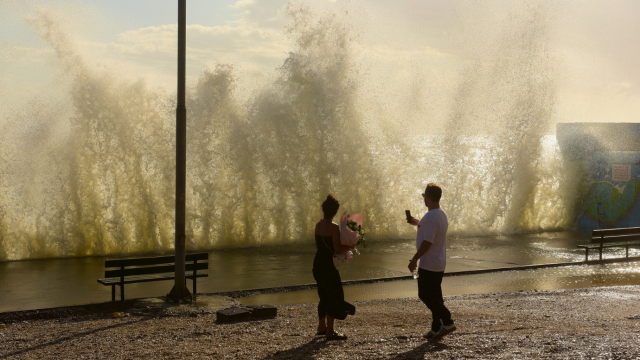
[425,183,442,202]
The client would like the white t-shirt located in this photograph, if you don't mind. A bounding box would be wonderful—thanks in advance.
[416,208,448,272]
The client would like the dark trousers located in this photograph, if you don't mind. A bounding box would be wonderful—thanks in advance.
[417,268,453,331]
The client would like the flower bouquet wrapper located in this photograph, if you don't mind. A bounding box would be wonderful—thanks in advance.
[332,250,353,267]
[340,210,362,246]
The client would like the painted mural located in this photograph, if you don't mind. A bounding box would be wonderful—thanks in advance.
[583,179,639,222]
[577,162,640,230]
[557,123,640,230]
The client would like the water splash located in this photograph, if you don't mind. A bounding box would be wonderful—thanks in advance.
[0,1,582,260]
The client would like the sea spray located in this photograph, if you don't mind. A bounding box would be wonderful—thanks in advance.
[0,1,584,261]
[437,3,563,233]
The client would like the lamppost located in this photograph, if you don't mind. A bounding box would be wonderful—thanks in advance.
[167,0,190,302]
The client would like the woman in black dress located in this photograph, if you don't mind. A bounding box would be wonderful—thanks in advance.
[313,194,355,340]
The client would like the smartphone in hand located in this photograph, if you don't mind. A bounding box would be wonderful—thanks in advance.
[405,210,412,222]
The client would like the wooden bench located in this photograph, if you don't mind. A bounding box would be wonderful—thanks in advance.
[97,253,208,301]
[578,228,640,261]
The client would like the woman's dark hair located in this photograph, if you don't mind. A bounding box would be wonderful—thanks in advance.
[322,194,340,218]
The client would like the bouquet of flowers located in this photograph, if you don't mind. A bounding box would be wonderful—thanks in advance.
[339,211,369,256]
[346,216,369,249]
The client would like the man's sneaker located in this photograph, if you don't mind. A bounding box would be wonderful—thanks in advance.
[423,329,438,339]
[432,323,456,340]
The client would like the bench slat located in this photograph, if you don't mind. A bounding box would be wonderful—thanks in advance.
[184,253,209,262]
[104,262,208,278]
[97,272,207,285]
[591,234,640,244]
[593,227,640,237]
[578,242,640,249]
[105,252,208,268]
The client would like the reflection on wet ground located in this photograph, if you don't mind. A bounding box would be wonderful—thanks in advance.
[1,231,639,312]
[238,261,640,306]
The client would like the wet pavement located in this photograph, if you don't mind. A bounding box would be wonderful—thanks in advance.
[1,231,639,312]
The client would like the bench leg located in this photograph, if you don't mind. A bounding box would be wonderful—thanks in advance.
[120,270,125,301]
[585,248,589,262]
[626,245,629,258]
[599,247,602,261]
[112,285,115,301]
[193,260,198,296]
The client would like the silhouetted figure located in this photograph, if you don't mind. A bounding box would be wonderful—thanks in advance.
[408,183,457,340]
[312,194,355,340]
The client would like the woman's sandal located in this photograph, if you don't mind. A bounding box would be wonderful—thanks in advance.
[315,331,326,336]
[325,332,348,341]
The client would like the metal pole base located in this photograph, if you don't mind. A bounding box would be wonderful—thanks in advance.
[167,284,192,303]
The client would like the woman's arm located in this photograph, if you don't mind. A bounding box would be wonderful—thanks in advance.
[332,223,351,253]
[314,223,319,249]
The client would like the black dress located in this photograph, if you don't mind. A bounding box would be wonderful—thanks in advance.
[312,235,356,320]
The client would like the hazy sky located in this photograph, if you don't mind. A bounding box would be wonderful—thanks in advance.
[1,0,640,126]
[0,0,296,93]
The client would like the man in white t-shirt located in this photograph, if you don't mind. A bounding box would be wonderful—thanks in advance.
[408,183,456,340]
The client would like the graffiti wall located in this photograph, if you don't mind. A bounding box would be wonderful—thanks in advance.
[557,123,640,230]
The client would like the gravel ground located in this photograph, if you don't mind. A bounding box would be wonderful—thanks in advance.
[1,285,640,359]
